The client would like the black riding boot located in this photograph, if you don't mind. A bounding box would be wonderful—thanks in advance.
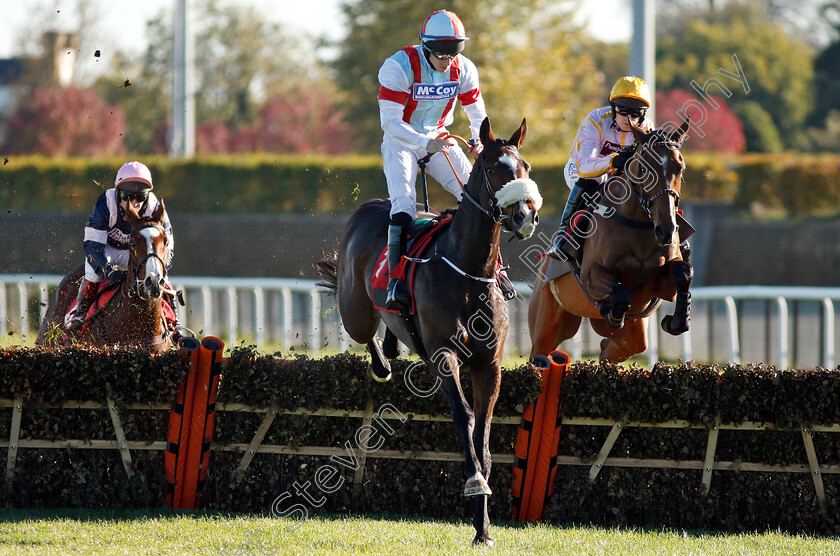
[66,278,98,332]
[385,218,411,311]
[546,181,590,260]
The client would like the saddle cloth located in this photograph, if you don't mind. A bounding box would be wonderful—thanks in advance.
[64,280,176,333]
[371,217,453,315]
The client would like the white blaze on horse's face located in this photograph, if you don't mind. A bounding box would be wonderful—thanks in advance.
[138,227,165,298]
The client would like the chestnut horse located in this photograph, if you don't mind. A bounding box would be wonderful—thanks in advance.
[37,202,174,353]
[317,118,541,545]
[529,119,693,363]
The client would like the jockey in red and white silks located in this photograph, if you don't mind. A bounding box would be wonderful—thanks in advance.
[377,44,486,219]
[377,9,488,311]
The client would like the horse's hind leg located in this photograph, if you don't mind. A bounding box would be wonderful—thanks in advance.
[382,327,399,359]
[528,279,582,357]
[591,317,648,363]
[365,339,392,382]
[661,260,693,335]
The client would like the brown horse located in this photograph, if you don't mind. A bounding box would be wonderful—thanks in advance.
[317,118,541,545]
[529,119,693,363]
[37,202,174,353]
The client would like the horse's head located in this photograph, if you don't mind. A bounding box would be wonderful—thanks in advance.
[469,117,542,239]
[625,118,690,246]
[126,201,170,301]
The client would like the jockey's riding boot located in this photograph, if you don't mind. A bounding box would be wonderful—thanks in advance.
[385,217,411,312]
[66,278,98,332]
[546,181,588,261]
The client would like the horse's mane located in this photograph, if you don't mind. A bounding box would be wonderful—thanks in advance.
[440,207,457,219]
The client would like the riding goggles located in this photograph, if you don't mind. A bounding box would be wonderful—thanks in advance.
[120,191,149,203]
[423,46,456,60]
[615,106,646,118]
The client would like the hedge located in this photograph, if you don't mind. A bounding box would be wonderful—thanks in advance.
[2,153,839,217]
[1,346,839,534]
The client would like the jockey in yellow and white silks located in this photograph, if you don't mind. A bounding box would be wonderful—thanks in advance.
[377,9,487,311]
[547,76,655,260]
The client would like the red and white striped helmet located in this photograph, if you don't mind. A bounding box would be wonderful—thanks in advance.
[419,10,468,56]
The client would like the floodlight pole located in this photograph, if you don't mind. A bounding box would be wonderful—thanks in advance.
[170,0,195,157]
[629,0,656,123]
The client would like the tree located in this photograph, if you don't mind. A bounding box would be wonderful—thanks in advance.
[256,87,359,154]
[332,0,601,153]
[656,89,745,153]
[93,0,331,154]
[2,87,125,156]
[655,2,814,148]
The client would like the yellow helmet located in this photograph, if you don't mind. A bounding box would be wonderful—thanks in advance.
[609,76,651,109]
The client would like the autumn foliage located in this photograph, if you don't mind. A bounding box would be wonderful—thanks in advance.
[655,89,745,154]
[3,87,126,156]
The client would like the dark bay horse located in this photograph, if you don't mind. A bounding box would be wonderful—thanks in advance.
[317,118,541,545]
[37,202,174,353]
[529,119,693,363]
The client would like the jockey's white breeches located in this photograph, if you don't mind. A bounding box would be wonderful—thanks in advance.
[382,137,472,220]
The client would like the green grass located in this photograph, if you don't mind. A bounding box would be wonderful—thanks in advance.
[0,509,837,555]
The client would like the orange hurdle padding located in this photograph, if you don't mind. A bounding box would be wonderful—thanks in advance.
[180,336,225,509]
[510,354,550,521]
[165,336,201,508]
[524,350,569,522]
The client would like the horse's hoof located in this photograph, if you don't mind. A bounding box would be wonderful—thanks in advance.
[473,536,494,547]
[368,365,392,383]
[464,472,492,497]
[661,315,690,336]
[607,313,625,329]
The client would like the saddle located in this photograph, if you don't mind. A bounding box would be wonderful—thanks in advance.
[63,279,177,334]
[371,216,453,315]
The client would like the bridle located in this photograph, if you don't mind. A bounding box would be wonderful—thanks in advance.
[625,139,683,220]
[459,141,519,230]
[125,222,169,301]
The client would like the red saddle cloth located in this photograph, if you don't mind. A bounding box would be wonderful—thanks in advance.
[371,217,452,315]
[64,280,177,333]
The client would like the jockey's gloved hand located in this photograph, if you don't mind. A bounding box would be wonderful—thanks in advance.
[102,265,123,282]
[425,137,450,154]
[611,149,633,171]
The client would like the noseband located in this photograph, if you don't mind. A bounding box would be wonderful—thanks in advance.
[125,223,168,300]
[627,140,682,220]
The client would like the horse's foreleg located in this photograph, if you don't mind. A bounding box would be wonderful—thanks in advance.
[595,285,631,329]
[587,265,629,329]
[432,349,484,494]
[661,260,693,335]
[469,361,501,545]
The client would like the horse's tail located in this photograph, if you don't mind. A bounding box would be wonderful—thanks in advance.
[314,253,338,295]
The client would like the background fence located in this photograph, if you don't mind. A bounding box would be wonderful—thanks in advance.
[4,274,840,368]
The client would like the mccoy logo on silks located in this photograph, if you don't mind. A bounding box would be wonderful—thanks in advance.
[413,81,458,101]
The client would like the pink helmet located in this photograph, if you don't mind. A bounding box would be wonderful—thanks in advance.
[419,10,468,57]
[115,161,153,193]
